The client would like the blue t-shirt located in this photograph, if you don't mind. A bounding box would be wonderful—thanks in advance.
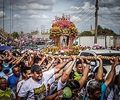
[101,83,107,100]
[8,74,20,93]
[85,83,107,100]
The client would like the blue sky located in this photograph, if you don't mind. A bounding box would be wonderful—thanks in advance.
[0,0,120,34]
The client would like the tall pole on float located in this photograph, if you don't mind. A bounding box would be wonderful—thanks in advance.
[94,0,99,44]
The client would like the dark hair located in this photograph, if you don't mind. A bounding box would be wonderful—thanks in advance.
[114,73,120,85]
[93,67,107,74]
[86,79,101,96]
[12,50,21,56]
[3,69,10,74]
[34,56,41,64]
[76,60,82,67]
[12,65,20,72]
[23,67,31,74]
[0,60,3,65]
[44,58,48,65]
[0,77,7,84]
[31,65,42,73]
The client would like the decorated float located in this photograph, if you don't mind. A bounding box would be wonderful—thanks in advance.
[43,15,82,55]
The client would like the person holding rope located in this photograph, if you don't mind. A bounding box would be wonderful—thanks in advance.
[45,56,90,100]
[17,55,72,100]
[85,56,120,100]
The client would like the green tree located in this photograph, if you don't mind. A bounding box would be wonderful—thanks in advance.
[97,25,117,36]
[79,25,117,36]
[31,30,39,35]
[79,31,93,36]
[12,32,20,39]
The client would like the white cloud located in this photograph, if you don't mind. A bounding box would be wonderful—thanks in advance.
[71,16,81,23]
[29,14,48,19]
[68,2,95,15]
[14,3,52,10]
[30,15,41,18]
[0,11,4,18]
[102,0,114,3]
[17,5,27,10]
[110,6,120,14]
[99,7,111,15]
[42,14,48,18]
[28,0,57,5]
[28,3,51,10]
[27,10,38,14]
[99,6,120,16]
[82,2,91,10]
[13,14,21,18]
[70,6,80,10]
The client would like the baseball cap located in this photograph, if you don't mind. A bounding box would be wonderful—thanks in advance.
[31,65,42,73]
[63,87,72,98]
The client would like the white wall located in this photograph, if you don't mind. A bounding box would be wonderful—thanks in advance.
[115,36,120,46]
[76,36,114,47]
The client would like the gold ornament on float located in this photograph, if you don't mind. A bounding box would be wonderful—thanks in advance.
[50,15,78,50]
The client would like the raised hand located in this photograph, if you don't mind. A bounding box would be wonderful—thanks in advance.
[110,57,119,67]
[79,57,84,63]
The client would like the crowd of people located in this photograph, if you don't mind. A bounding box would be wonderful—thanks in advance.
[0,49,120,100]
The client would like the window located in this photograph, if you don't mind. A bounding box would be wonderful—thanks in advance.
[80,52,94,56]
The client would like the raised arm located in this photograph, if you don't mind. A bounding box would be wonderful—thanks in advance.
[105,57,119,86]
[95,57,103,81]
[45,56,55,70]
[13,53,26,65]
[38,55,46,66]
[79,61,90,89]
[54,58,72,73]
[60,56,76,83]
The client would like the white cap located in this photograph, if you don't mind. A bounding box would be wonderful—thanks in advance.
[48,51,52,54]
[60,50,64,53]
[54,51,59,55]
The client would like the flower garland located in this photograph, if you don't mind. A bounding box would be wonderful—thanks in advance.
[50,18,78,37]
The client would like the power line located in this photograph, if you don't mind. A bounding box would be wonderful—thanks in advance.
[80,15,95,24]
[99,15,119,33]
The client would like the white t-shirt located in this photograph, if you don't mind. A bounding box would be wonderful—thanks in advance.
[57,78,66,91]
[18,69,54,100]
[47,75,56,95]
[17,80,25,93]
[48,78,66,95]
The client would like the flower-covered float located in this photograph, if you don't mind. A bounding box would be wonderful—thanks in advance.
[43,15,81,55]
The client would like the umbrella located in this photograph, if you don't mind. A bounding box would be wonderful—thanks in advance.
[0,45,12,51]
[92,44,101,49]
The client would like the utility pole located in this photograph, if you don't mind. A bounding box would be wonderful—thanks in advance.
[10,0,12,33]
[94,0,99,44]
[3,0,5,31]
